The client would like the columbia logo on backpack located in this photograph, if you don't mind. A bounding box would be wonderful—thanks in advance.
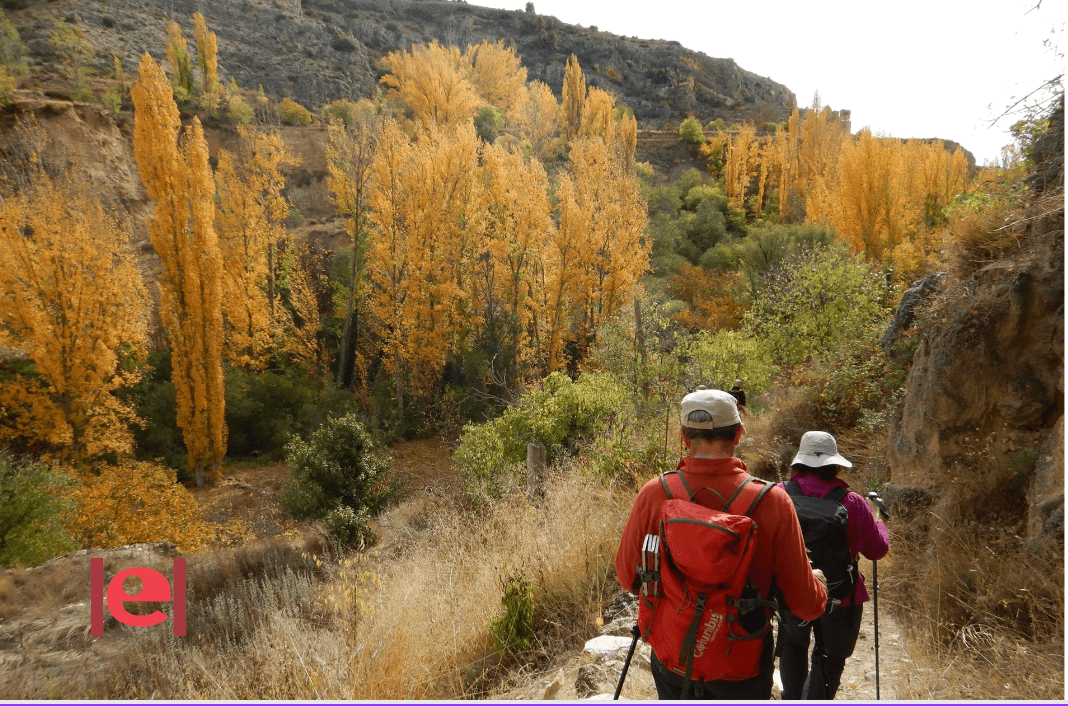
[636,471,779,696]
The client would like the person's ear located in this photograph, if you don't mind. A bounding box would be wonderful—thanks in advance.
[734,425,744,445]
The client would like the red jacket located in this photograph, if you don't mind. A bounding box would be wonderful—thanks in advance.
[615,456,827,622]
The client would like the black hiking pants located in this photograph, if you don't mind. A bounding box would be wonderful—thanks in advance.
[777,602,864,700]
[650,631,775,700]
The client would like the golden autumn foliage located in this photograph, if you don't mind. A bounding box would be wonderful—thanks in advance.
[477,140,554,370]
[720,96,969,285]
[550,137,649,369]
[515,79,559,156]
[326,100,384,388]
[618,110,638,166]
[367,121,485,402]
[381,41,481,129]
[68,460,209,551]
[560,54,585,142]
[192,12,218,94]
[131,53,226,486]
[580,86,615,142]
[282,243,332,375]
[0,167,149,462]
[465,40,528,120]
[165,20,193,97]
[667,265,746,331]
[215,125,297,371]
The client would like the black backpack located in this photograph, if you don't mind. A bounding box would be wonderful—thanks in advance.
[784,481,857,603]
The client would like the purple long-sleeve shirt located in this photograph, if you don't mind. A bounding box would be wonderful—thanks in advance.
[779,472,890,606]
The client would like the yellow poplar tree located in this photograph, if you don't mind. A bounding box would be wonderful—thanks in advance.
[618,110,638,166]
[367,121,485,414]
[723,122,757,209]
[0,168,149,462]
[465,40,528,121]
[215,125,297,371]
[380,41,480,129]
[165,20,193,97]
[478,141,553,374]
[552,137,648,369]
[796,98,849,224]
[560,54,586,142]
[192,12,218,94]
[131,53,225,487]
[580,86,615,142]
[326,101,384,389]
[516,80,559,157]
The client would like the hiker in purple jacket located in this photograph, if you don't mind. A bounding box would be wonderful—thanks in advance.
[776,430,889,700]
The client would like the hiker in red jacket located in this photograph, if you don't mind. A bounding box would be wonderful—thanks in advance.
[615,389,828,700]
[776,430,890,700]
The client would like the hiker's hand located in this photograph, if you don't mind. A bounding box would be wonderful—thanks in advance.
[866,496,883,522]
[812,568,827,591]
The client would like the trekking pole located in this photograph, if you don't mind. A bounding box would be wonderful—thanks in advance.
[613,624,641,700]
[868,491,882,701]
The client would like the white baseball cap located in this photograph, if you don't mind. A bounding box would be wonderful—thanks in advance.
[790,431,853,468]
[680,389,741,429]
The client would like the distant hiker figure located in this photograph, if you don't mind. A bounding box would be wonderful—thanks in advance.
[729,379,746,411]
[615,388,827,700]
[777,430,889,700]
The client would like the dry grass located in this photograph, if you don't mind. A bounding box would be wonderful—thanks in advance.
[943,169,1064,281]
[883,451,1064,701]
[19,457,633,700]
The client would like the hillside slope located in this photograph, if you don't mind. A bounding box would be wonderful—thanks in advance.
[6,0,796,126]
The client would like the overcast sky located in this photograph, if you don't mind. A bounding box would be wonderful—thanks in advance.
[485,0,1064,166]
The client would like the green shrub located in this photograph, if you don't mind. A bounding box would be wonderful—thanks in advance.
[0,453,76,567]
[474,104,505,142]
[705,118,727,132]
[486,567,535,652]
[281,413,396,522]
[228,95,254,124]
[278,97,312,126]
[453,371,626,498]
[742,244,892,367]
[321,99,362,128]
[322,504,375,547]
[678,116,704,144]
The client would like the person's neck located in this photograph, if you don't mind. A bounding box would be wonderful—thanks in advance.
[688,443,734,460]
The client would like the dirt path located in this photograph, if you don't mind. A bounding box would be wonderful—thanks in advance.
[833,557,910,701]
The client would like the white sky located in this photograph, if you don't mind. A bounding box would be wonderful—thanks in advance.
[485,0,1064,166]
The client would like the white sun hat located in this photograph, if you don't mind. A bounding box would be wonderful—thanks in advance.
[679,388,741,429]
[790,430,853,468]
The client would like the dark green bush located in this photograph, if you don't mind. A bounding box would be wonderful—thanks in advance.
[281,413,397,523]
[224,367,319,459]
[127,351,189,480]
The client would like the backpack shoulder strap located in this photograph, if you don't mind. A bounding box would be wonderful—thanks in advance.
[722,475,774,517]
[659,470,697,502]
[784,479,804,497]
[823,486,848,504]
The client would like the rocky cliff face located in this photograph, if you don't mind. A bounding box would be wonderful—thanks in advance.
[7,0,797,127]
[886,105,1064,544]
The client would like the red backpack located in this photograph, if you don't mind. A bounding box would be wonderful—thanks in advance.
[636,470,777,692]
